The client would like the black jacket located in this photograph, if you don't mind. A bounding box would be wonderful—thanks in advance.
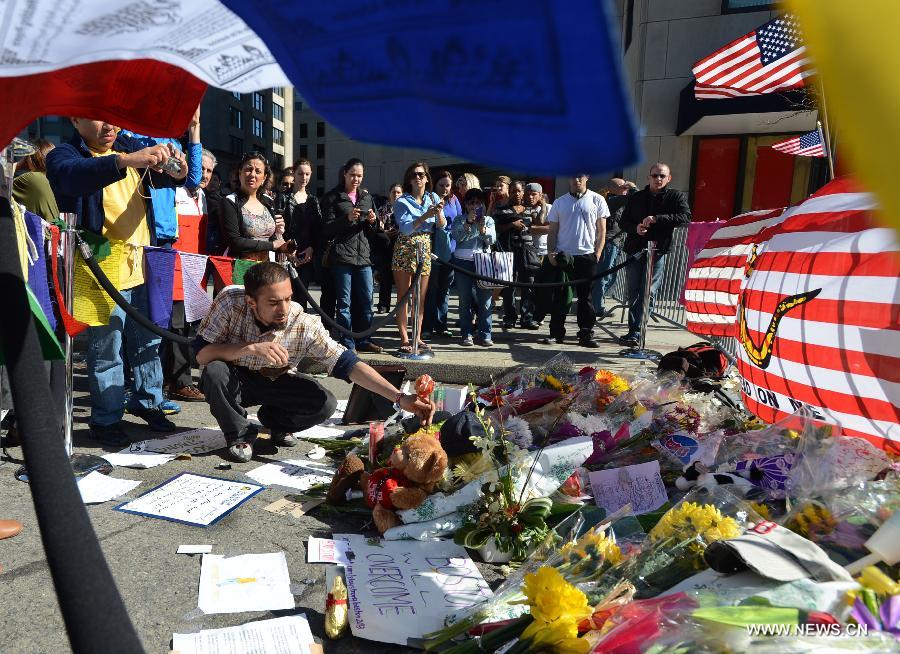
[220,192,279,257]
[321,186,376,267]
[620,186,691,256]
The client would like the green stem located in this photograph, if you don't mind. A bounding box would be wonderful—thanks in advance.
[439,616,532,654]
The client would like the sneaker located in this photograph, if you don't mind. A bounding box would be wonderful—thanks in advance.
[273,432,298,447]
[225,427,258,463]
[538,336,565,345]
[461,335,474,346]
[169,385,205,402]
[89,422,131,447]
[619,335,640,347]
[160,399,182,415]
[129,406,177,432]
[475,338,494,347]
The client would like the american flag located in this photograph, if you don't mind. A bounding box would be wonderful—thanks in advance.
[692,14,815,100]
[685,179,900,450]
[771,128,826,157]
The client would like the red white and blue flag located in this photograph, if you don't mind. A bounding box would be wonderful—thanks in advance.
[772,128,827,157]
[686,179,900,450]
[692,13,815,100]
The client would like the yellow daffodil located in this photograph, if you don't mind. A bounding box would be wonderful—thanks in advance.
[523,616,590,654]
[522,567,592,625]
[857,566,900,596]
[749,502,771,520]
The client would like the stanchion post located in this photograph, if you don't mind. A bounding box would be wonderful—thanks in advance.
[396,240,434,361]
[61,212,77,457]
[620,242,662,361]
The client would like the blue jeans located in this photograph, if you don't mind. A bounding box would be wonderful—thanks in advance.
[87,284,164,426]
[453,258,493,340]
[625,253,666,337]
[592,242,620,313]
[332,264,374,349]
[423,260,454,333]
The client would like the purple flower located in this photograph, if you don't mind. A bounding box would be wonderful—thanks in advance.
[549,422,582,443]
[851,596,900,639]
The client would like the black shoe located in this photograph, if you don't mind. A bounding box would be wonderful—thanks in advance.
[89,422,131,447]
[619,335,640,347]
[578,338,600,348]
[129,406,177,432]
[273,432,298,447]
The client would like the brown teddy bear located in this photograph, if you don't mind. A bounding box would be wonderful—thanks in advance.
[326,432,447,534]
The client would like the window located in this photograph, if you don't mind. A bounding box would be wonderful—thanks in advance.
[299,144,308,158]
[272,87,284,98]
[316,143,325,158]
[299,123,308,139]
[252,92,264,112]
[294,100,303,111]
[229,107,243,129]
[722,0,774,11]
[316,121,325,138]
[230,136,244,155]
[273,103,284,122]
[316,165,325,181]
[232,91,242,100]
[252,117,264,138]
[273,127,284,145]
[273,154,284,170]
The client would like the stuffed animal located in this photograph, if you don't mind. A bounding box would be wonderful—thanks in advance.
[675,461,756,496]
[361,432,448,533]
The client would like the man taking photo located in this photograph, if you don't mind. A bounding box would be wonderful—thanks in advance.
[194,262,434,462]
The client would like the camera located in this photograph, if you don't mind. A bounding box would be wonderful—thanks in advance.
[160,156,184,176]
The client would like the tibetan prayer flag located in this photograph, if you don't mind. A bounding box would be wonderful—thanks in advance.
[23,211,56,332]
[73,241,124,326]
[179,252,212,323]
[232,259,256,286]
[208,256,234,294]
[142,247,177,328]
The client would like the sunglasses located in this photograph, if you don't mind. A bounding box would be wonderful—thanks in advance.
[412,171,428,179]
[650,173,668,178]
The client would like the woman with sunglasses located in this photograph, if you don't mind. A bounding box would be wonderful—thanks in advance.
[221,151,295,261]
[392,162,445,353]
[321,158,382,353]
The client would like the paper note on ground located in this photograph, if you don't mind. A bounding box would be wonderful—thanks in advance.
[115,473,263,527]
[173,614,315,654]
[588,460,668,516]
[101,449,176,469]
[264,497,324,518]
[323,399,348,425]
[178,544,213,555]
[73,241,123,325]
[307,536,351,564]
[338,534,492,645]
[294,425,344,439]
[130,428,227,456]
[246,459,335,492]
[77,471,141,504]
[198,552,294,614]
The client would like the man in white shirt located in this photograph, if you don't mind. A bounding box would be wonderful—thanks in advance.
[544,174,609,347]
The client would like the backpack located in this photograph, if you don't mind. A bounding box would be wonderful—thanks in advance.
[658,342,729,379]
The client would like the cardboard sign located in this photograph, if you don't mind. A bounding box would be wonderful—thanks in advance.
[589,460,668,516]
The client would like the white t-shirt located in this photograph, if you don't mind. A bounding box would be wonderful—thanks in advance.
[547,190,610,255]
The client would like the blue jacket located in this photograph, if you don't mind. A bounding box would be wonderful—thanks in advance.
[46,131,183,245]
[127,134,203,243]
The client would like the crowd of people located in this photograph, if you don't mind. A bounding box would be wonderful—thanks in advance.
[9,112,691,461]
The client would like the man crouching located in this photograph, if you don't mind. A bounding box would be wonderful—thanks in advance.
[194,262,434,462]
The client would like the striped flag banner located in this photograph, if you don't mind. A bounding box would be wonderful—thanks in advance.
[733,178,899,450]
[692,13,815,100]
[772,128,826,157]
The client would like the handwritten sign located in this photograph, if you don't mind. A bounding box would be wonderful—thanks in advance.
[246,459,335,492]
[115,473,263,527]
[338,534,492,646]
[307,536,351,565]
[198,552,294,614]
[588,461,668,516]
[131,428,227,456]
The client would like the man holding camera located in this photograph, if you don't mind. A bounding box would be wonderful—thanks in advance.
[195,262,434,462]
[47,118,188,445]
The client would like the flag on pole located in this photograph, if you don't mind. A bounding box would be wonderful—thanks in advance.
[771,128,826,157]
[692,13,815,100]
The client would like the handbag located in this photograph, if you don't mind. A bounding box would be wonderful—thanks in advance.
[520,243,542,271]
[473,248,515,290]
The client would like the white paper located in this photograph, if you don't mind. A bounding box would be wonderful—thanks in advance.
[101,450,176,469]
[293,425,344,440]
[322,400,348,425]
[245,459,335,492]
[589,460,668,516]
[443,387,468,414]
[77,471,141,504]
[131,428,227,455]
[307,537,351,565]
[116,473,263,527]
[0,0,288,91]
[178,544,213,555]
[198,552,294,615]
[339,534,492,645]
[173,614,314,654]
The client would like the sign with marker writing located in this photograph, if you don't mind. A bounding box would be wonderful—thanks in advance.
[589,460,668,516]
[337,534,492,646]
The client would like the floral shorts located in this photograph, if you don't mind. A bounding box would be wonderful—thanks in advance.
[391,233,432,275]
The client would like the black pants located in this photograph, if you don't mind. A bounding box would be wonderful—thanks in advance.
[200,361,337,440]
[374,241,395,310]
[163,301,198,389]
[549,253,597,340]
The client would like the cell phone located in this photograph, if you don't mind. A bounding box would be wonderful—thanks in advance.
[476,206,484,221]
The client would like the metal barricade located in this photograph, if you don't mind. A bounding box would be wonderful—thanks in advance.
[605,226,739,361]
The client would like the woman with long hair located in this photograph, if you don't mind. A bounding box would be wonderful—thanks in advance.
[455,172,480,207]
[374,183,403,313]
[321,158,382,353]
[12,138,58,220]
[392,162,445,353]
[221,151,295,261]
[285,158,321,310]
[451,189,497,347]
[487,174,511,217]
[422,170,462,338]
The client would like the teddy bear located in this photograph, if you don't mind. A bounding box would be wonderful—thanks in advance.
[327,432,448,534]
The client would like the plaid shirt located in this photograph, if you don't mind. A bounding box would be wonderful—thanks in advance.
[195,286,357,378]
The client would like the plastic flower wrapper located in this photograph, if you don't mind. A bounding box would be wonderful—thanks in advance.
[584,593,701,654]
[593,486,761,600]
